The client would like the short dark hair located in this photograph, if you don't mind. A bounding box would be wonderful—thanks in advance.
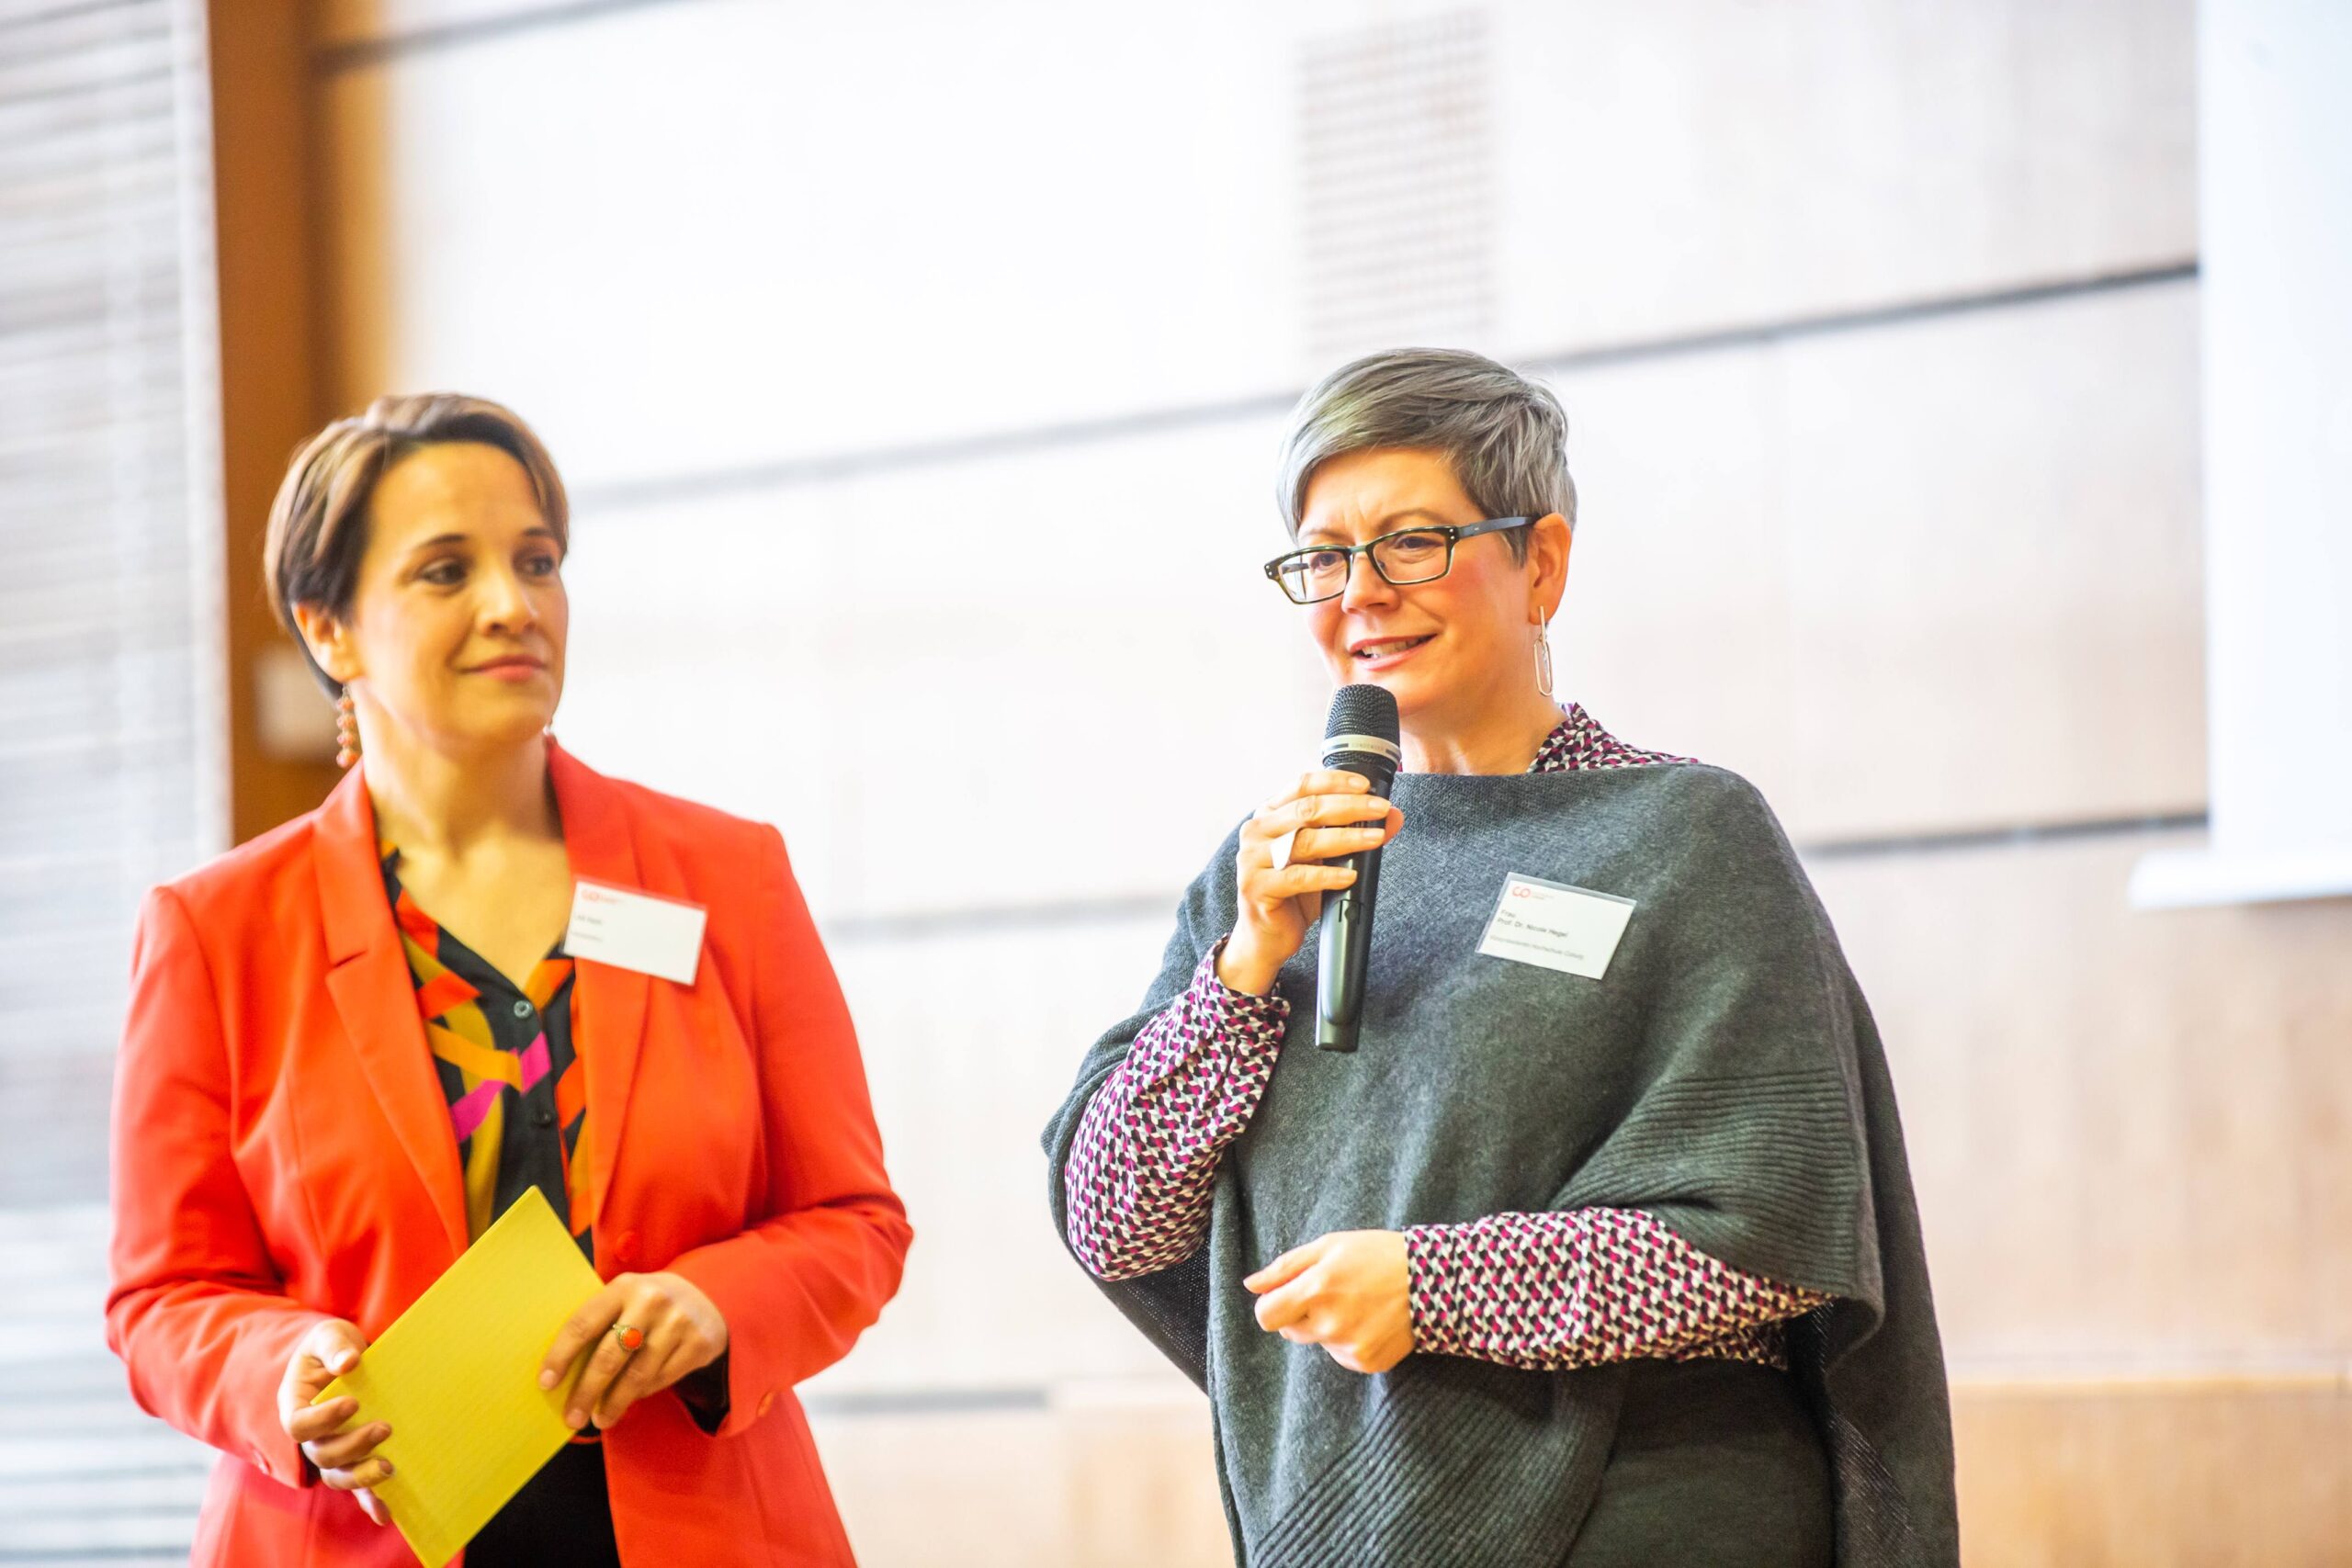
[263,393,568,693]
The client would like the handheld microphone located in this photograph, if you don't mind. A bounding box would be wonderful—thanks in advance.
[1315,683,1401,1053]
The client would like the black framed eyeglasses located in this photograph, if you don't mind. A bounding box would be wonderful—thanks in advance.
[1262,516,1533,605]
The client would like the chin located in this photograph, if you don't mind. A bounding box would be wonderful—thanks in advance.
[1331,662,1435,717]
[454,706,559,751]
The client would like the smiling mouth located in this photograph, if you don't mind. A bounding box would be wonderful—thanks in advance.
[1351,635,1434,661]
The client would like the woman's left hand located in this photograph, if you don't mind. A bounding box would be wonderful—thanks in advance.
[539,1271,729,1430]
[1245,1231,1414,1374]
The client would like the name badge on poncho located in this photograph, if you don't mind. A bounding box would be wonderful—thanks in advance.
[1476,874,1634,980]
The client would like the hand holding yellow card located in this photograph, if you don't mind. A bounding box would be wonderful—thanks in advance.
[313,1187,604,1567]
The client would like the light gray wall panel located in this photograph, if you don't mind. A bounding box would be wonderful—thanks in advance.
[1559,278,2205,841]
[315,0,2194,489]
[548,281,2200,934]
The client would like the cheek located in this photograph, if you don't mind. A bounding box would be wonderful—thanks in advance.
[1430,578,1515,664]
[1305,604,1348,664]
[540,585,571,655]
[352,603,443,689]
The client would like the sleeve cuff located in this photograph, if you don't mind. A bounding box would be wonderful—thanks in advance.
[673,1350,731,1435]
[1190,939,1290,1036]
[1401,1223,1470,1358]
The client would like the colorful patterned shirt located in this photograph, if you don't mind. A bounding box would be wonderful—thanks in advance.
[1062,704,1833,1371]
[383,847,594,1259]
[381,848,620,1564]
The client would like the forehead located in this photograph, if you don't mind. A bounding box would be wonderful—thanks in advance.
[1298,447,1476,537]
[366,441,548,547]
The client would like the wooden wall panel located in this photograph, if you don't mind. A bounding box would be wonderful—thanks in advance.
[313,0,588,49]
[210,0,345,842]
[804,911,1190,1396]
[811,1401,1230,1568]
[1950,1382,2352,1567]
[804,1383,2352,1567]
[1810,829,2352,1364]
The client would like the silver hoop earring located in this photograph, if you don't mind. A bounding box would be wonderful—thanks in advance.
[1533,622,1555,698]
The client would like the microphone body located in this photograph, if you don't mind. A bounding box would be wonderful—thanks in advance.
[1315,685,1401,1053]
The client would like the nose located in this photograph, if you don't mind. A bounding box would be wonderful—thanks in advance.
[1337,548,1396,614]
[477,562,537,632]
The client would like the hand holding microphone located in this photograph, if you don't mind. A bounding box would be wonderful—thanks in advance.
[1218,685,1404,1005]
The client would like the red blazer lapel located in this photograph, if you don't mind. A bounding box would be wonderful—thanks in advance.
[549,741,649,1250]
[311,764,469,1259]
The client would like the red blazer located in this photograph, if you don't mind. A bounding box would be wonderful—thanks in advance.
[107,744,911,1566]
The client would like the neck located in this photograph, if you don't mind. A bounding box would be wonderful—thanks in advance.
[357,716,558,856]
[1400,685,1565,776]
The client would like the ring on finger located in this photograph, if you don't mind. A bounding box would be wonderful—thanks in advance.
[1269,828,1301,871]
[610,1322,645,1353]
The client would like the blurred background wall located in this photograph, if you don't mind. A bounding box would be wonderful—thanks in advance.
[4,1,2349,1563]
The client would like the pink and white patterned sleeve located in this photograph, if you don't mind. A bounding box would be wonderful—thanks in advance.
[1405,1209,1832,1371]
[1064,943,1289,1281]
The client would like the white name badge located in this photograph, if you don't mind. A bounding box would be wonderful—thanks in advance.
[564,880,707,985]
[1476,874,1635,980]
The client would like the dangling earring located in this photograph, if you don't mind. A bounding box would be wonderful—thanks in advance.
[1532,621,1555,699]
[334,689,360,769]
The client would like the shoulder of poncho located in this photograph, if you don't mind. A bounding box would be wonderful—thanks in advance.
[1540,755,1798,860]
[1171,763,1799,901]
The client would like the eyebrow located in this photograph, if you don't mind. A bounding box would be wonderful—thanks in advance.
[1299,509,1454,544]
[401,525,562,556]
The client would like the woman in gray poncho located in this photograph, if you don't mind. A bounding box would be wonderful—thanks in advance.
[1043,348,1959,1567]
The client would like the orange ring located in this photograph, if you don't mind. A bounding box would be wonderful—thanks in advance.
[612,1323,645,1353]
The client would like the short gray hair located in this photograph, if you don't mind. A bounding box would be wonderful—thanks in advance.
[1275,348,1576,560]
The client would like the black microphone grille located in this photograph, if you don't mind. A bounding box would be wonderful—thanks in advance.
[1324,683,1400,747]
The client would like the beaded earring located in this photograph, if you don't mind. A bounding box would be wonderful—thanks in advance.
[334,690,359,768]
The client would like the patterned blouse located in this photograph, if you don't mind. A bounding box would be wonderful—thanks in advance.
[382,849,621,1566]
[383,847,594,1258]
[1063,704,1833,1371]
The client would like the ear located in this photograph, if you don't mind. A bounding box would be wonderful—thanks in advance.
[289,602,361,690]
[1526,513,1572,623]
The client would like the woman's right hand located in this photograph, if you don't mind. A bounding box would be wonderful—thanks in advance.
[277,1318,392,1526]
[1219,770,1401,996]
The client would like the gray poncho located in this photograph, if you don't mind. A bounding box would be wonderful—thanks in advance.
[1044,761,1958,1566]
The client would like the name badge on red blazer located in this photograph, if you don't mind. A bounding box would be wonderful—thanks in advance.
[565,880,707,985]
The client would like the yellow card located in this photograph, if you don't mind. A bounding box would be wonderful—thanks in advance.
[314,1186,604,1567]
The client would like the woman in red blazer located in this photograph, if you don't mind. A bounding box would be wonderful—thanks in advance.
[106,393,911,1566]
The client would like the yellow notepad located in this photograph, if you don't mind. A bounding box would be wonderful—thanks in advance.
[314,1186,605,1567]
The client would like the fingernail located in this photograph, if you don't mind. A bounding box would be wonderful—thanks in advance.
[379,1462,395,1479]
[538,1370,557,1389]
[566,1409,586,1429]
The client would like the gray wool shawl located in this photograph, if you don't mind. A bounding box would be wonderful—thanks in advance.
[1043,761,1959,1567]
